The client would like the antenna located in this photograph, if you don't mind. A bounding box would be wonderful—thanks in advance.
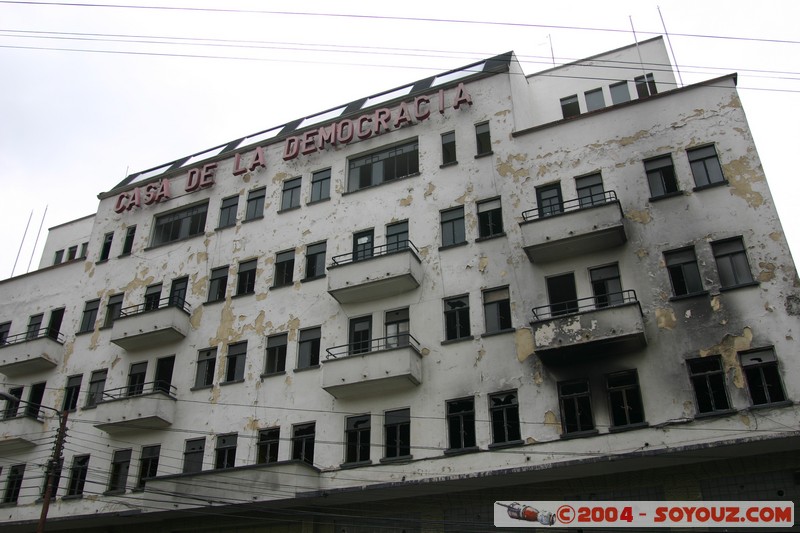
[629,16,648,80]
[548,34,555,67]
[27,205,48,273]
[11,210,33,278]
[658,5,684,87]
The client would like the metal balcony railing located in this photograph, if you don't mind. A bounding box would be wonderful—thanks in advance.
[330,240,419,267]
[118,296,192,318]
[98,380,177,402]
[531,290,639,321]
[0,328,65,347]
[325,333,420,359]
[521,190,618,222]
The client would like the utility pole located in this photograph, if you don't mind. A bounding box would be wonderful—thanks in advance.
[37,408,68,533]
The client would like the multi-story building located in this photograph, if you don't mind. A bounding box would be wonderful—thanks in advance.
[1,37,798,532]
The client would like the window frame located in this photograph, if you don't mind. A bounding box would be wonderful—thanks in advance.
[107,448,132,494]
[344,414,371,464]
[483,287,512,334]
[281,177,302,211]
[291,422,315,465]
[489,391,521,446]
[609,81,631,105]
[62,374,82,411]
[740,347,787,406]
[446,397,476,452]
[85,369,107,407]
[575,172,605,208]
[584,87,605,112]
[606,370,646,429]
[712,237,755,289]
[183,438,205,473]
[214,433,238,470]
[347,139,420,193]
[121,225,136,256]
[297,327,321,369]
[687,356,731,415]
[244,187,266,221]
[194,348,217,388]
[217,195,239,229]
[635,73,658,98]
[224,341,247,383]
[150,201,208,248]
[273,250,295,287]
[558,379,595,435]
[207,266,229,302]
[310,168,331,203]
[440,206,466,248]
[474,122,491,156]
[664,247,705,298]
[257,427,280,464]
[560,94,580,119]
[688,144,726,189]
[3,464,25,504]
[236,259,257,296]
[384,408,411,459]
[477,197,504,239]
[66,455,89,497]
[441,131,456,165]
[78,299,100,334]
[644,155,680,199]
[265,333,288,374]
[304,241,326,280]
[443,295,471,341]
[99,232,114,261]
[536,183,563,217]
[136,445,160,488]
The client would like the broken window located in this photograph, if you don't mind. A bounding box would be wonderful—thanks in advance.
[559,379,594,434]
[384,408,410,459]
[444,295,470,341]
[257,427,280,464]
[740,348,787,406]
[214,433,237,469]
[606,370,645,427]
[62,375,82,411]
[489,391,521,444]
[107,449,131,493]
[137,445,160,489]
[560,94,580,118]
[345,414,371,464]
[483,287,512,333]
[195,348,216,388]
[645,155,679,198]
[292,422,315,464]
[446,397,476,450]
[590,263,623,308]
[99,232,114,261]
[664,247,704,297]
[687,356,730,414]
[547,273,578,316]
[477,198,503,238]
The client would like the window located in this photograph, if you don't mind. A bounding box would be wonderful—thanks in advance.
[353,229,374,261]
[741,348,787,406]
[345,414,371,464]
[244,187,266,220]
[606,370,645,427]
[386,221,409,252]
[85,370,107,407]
[99,232,113,261]
[107,449,131,493]
[236,259,257,295]
[207,266,229,302]
[559,379,594,434]
[665,247,704,297]
[635,73,657,97]
[610,81,630,104]
[218,195,239,228]
[444,296,470,341]
[215,433,237,469]
[441,131,456,165]
[3,464,25,504]
[3,387,21,418]
[62,375,82,411]
[127,362,147,396]
[26,313,43,340]
[78,299,100,333]
[183,438,205,473]
[477,198,503,238]
[688,356,730,414]
[446,398,476,450]
[225,342,246,382]
[273,250,295,287]
[688,145,725,187]
[575,173,605,207]
[292,422,315,464]
[490,391,521,444]
[144,283,162,311]
[26,382,45,418]
[560,94,580,118]
[67,245,78,260]
[257,428,280,464]
[440,207,466,247]
[137,445,160,488]
[475,122,491,155]
[349,316,372,355]
[281,177,301,210]
[304,242,326,280]
[483,287,512,333]
[151,202,208,247]
[104,293,124,327]
[66,455,89,496]
[536,183,563,217]
[53,249,64,264]
[195,348,216,388]
[310,169,331,203]
[154,355,174,394]
[384,408,410,459]
[644,155,679,198]
[121,226,136,255]
[385,308,409,349]
[348,140,419,192]
[547,273,578,316]
[297,328,321,369]
[170,277,188,307]
[584,88,605,112]
[0,321,9,345]
[712,237,754,288]
[265,334,287,374]
[47,308,64,340]
[590,264,623,308]
[80,242,88,258]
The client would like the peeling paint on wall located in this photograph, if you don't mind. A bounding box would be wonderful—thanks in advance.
[515,328,535,363]
[626,209,652,224]
[655,308,677,330]
[724,156,765,209]
[710,296,721,312]
[424,182,436,198]
[496,154,529,182]
[699,326,753,388]
[399,195,413,207]
[190,306,203,329]
[543,410,560,432]
[477,255,489,273]
[757,262,776,282]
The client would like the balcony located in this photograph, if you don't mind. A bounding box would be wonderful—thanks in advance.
[327,241,423,304]
[0,329,64,377]
[110,297,191,351]
[322,334,423,399]
[520,192,626,263]
[94,381,177,433]
[0,415,44,450]
[531,290,646,365]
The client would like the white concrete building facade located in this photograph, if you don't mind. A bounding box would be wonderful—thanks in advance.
[1,37,798,532]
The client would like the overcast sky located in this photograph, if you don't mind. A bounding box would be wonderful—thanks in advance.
[1,0,798,278]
